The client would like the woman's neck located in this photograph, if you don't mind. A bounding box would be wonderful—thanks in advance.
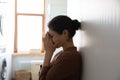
[63,39,74,50]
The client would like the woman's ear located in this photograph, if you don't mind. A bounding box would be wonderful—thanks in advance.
[62,30,69,37]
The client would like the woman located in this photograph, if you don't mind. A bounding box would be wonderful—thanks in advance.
[39,15,83,80]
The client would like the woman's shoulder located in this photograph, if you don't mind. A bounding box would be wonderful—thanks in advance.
[60,50,82,60]
[63,47,81,55]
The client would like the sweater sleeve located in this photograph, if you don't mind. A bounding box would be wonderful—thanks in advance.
[39,65,50,80]
[39,52,81,80]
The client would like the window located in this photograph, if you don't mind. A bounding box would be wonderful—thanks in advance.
[14,0,45,54]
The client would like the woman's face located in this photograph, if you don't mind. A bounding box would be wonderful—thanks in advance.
[48,29,68,48]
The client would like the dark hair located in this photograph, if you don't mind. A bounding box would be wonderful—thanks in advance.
[48,15,81,38]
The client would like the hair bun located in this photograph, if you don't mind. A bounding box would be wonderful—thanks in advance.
[72,20,81,30]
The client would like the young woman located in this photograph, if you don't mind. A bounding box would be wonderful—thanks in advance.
[39,15,83,80]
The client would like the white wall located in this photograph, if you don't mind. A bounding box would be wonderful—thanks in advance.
[68,0,120,80]
[45,0,67,32]
[45,0,67,20]
[67,0,83,51]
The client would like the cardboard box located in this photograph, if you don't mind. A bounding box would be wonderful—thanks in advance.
[15,70,31,80]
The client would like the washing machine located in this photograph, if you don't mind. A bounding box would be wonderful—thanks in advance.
[0,56,7,80]
[0,39,12,80]
[0,43,9,80]
[0,53,12,80]
[0,0,13,80]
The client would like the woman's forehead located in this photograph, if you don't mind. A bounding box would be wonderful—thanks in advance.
[48,29,59,35]
[48,29,54,35]
[49,29,54,33]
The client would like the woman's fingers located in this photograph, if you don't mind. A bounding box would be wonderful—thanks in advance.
[43,32,56,53]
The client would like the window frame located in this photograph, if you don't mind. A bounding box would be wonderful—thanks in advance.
[14,0,45,55]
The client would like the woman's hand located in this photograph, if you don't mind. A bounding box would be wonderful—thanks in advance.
[43,32,57,66]
[43,32,56,54]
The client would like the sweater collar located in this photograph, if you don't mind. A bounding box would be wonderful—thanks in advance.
[63,47,77,51]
